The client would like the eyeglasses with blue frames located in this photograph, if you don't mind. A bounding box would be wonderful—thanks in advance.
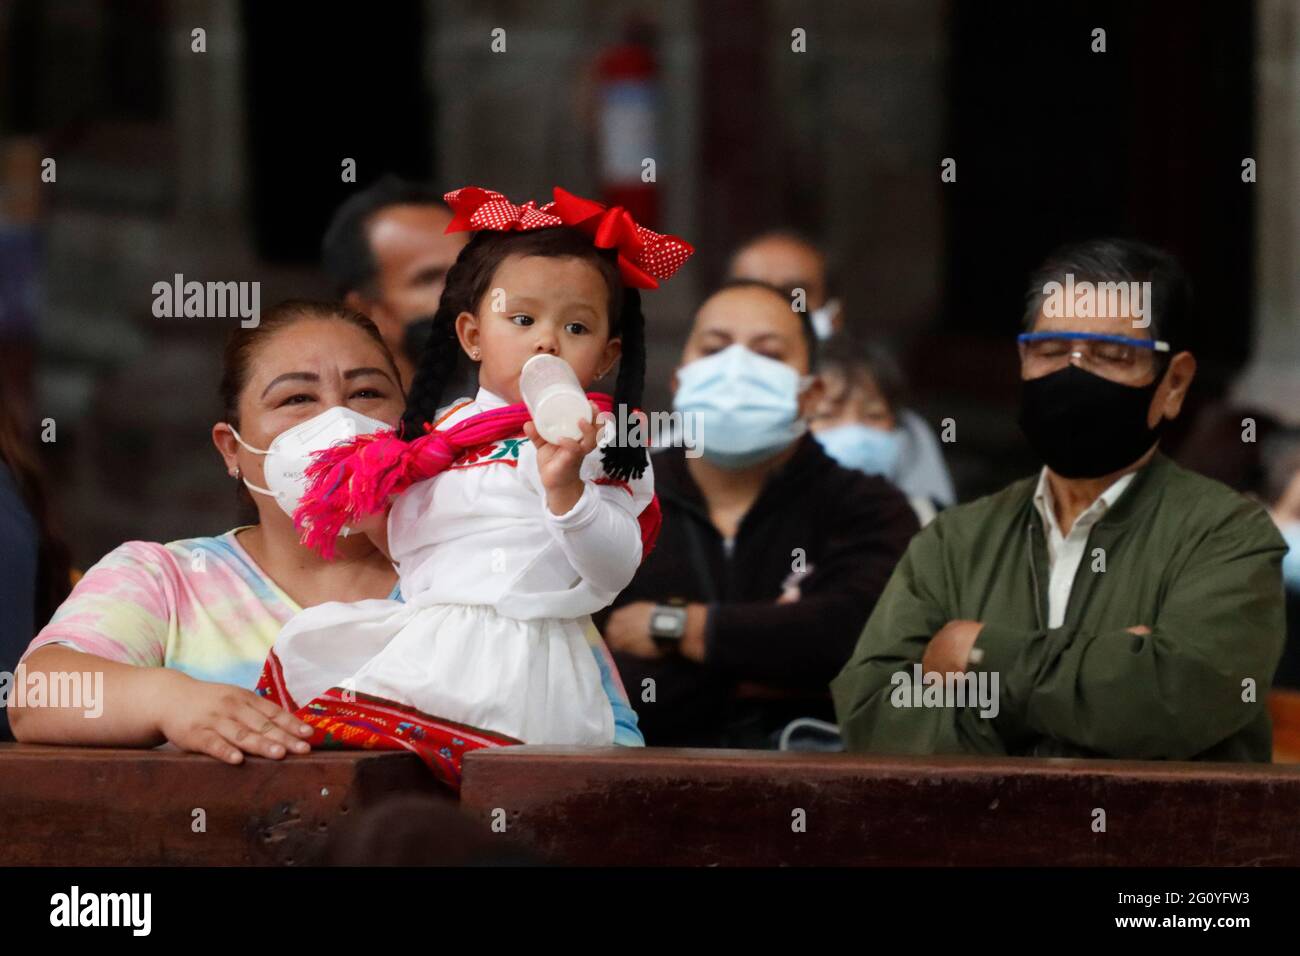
[1018,331,1171,377]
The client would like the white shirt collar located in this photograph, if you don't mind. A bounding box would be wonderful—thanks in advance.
[473,386,510,409]
[431,387,510,430]
[1033,467,1136,539]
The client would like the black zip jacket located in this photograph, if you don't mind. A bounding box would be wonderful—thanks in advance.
[601,434,919,747]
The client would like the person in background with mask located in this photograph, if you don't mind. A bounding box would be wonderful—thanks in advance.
[727,230,843,339]
[727,229,956,508]
[600,280,918,748]
[832,239,1286,762]
[1263,445,1300,689]
[321,175,469,386]
[1265,448,1300,590]
[810,333,940,525]
[11,301,405,763]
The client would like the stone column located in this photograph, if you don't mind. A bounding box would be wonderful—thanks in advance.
[172,0,247,228]
[1230,0,1300,425]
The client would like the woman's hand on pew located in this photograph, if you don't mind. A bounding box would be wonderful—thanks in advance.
[9,647,312,758]
[155,673,314,765]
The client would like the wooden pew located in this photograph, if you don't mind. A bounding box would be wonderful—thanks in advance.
[5,741,1300,866]
[459,746,1300,866]
[1270,687,1300,762]
[0,744,441,866]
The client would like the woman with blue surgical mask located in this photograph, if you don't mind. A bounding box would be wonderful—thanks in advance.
[673,342,817,470]
[1266,453,1300,691]
[601,281,919,749]
[808,336,937,526]
[668,282,825,475]
[1267,456,1300,594]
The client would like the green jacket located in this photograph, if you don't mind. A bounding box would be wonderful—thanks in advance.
[830,453,1287,762]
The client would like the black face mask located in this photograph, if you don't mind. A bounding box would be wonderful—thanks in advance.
[1018,363,1166,478]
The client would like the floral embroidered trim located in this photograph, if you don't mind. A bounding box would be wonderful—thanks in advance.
[449,435,530,470]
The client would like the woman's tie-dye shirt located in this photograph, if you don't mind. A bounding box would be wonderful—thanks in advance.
[22,527,400,689]
[22,526,645,744]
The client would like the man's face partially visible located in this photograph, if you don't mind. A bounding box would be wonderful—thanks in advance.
[728,236,828,311]
[347,203,468,370]
[366,204,468,321]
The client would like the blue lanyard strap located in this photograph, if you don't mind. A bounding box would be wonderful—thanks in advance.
[1017,331,1171,352]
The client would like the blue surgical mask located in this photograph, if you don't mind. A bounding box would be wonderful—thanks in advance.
[815,423,902,478]
[1280,522,1300,592]
[673,343,811,469]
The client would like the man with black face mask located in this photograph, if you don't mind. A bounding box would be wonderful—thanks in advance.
[832,239,1287,762]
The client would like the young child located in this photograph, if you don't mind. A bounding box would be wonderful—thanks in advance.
[255,186,693,787]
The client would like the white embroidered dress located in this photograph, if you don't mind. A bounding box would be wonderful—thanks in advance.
[271,387,653,745]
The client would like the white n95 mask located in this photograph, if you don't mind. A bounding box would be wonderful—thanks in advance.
[229,406,391,519]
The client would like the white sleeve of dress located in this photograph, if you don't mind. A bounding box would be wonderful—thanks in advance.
[519,442,654,597]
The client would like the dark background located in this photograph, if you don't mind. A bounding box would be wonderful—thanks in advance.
[0,0,1285,569]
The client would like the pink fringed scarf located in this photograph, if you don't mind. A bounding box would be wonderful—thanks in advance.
[294,392,661,560]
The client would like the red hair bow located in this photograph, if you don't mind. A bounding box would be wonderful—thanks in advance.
[443,185,693,289]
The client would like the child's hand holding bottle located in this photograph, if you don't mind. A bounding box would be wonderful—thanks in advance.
[523,400,608,515]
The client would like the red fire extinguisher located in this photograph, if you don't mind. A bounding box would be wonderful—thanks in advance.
[594,23,660,229]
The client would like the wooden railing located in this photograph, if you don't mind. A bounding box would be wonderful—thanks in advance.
[1269,688,1300,762]
[458,746,1300,866]
[3,741,1300,866]
[0,744,442,866]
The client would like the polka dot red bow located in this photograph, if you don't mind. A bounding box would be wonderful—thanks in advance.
[443,185,694,290]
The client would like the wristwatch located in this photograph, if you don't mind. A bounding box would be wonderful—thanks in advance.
[649,604,688,644]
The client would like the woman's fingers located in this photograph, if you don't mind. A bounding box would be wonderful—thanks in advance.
[176,695,312,763]
[213,715,290,760]
[247,692,314,739]
[237,702,310,754]
[191,728,244,765]
[157,679,315,763]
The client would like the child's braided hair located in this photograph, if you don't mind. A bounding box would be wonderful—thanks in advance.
[400,227,648,480]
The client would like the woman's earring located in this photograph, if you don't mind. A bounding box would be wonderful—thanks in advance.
[231,467,242,480]
[471,348,481,361]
